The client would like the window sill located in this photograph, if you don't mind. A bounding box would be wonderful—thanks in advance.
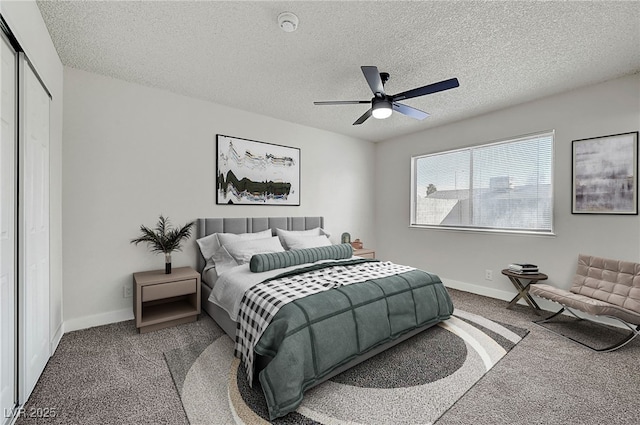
[409,224,556,237]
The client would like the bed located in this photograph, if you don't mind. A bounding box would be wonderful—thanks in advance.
[196,216,454,419]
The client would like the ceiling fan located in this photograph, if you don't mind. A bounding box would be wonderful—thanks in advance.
[314,66,459,125]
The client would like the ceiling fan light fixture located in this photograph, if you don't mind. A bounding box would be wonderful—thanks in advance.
[372,99,392,119]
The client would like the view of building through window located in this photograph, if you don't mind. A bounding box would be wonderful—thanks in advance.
[411,131,554,233]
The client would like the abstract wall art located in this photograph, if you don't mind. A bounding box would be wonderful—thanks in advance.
[572,131,638,214]
[216,135,300,205]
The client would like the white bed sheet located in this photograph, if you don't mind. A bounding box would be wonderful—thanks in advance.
[202,267,219,288]
[208,258,347,321]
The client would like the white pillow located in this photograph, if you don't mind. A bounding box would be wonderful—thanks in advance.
[276,227,331,249]
[197,229,273,271]
[210,245,239,275]
[284,234,332,250]
[217,228,272,247]
[196,233,222,272]
[223,236,285,265]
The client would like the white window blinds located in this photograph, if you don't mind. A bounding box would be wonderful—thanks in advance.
[411,131,554,233]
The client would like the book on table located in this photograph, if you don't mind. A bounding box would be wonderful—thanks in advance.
[508,263,539,274]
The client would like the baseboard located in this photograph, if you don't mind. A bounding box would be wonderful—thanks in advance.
[49,323,63,355]
[63,308,134,333]
[58,279,626,335]
[442,278,517,302]
[444,277,576,313]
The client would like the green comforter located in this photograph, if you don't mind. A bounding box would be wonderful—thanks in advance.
[253,261,454,419]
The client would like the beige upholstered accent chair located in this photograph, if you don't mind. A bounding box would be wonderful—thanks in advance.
[529,254,640,352]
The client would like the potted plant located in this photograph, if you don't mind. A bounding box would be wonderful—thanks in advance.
[131,215,195,274]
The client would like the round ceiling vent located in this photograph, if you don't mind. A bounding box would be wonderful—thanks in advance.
[278,12,299,33]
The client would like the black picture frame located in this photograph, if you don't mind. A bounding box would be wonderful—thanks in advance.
[216,134,300,205]
[572,131,638,214]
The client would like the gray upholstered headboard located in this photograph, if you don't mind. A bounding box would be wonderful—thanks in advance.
[196,216,324,272]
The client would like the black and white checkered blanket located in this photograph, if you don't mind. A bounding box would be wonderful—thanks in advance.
[235,260,415,386]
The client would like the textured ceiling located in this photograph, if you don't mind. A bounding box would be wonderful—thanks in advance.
[37,1,640,142]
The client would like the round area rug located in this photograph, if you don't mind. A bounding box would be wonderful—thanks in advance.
[164,310,527,425]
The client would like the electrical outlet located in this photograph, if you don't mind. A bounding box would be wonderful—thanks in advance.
[123,284,133,298]
[485,269,493,281]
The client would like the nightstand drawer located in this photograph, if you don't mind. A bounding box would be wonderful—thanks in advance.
[142,278,196,302]
[353,248,375,259]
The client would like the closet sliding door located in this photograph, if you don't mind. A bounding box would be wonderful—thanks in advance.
[18,53,50,402]
[0,33,17,424]
[0,19,52,415]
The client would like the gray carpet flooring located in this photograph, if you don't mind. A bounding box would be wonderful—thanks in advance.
[14,288,640,425]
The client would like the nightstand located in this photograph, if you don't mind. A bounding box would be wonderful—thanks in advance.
[353,248,375,259]
[133,266,201,333]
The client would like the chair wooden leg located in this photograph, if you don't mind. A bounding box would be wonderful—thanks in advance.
[533,307,640,353]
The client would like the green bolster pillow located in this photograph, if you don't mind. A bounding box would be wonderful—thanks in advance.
[250,243,353,273]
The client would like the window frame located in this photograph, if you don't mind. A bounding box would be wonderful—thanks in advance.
[410,130,555,235]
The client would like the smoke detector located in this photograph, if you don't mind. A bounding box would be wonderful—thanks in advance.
[278,12,299,33]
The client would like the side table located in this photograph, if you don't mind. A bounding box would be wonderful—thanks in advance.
[133,266,201,333]
[501,269,547,315]
[353,248,375,259]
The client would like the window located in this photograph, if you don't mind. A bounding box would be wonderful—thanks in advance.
[411,131,554,233]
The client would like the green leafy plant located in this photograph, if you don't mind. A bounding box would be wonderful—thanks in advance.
[131,215,195,273]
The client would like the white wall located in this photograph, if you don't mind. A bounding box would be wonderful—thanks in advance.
[375,73,640,301]
[62,67,375,330]
[1,1,64,350]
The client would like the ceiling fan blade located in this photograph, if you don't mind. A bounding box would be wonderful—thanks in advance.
[392,78,459,101]
[392,102,430,120]
[314,100,370,105]
[353,108,372,125]
[361,66,385,95]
